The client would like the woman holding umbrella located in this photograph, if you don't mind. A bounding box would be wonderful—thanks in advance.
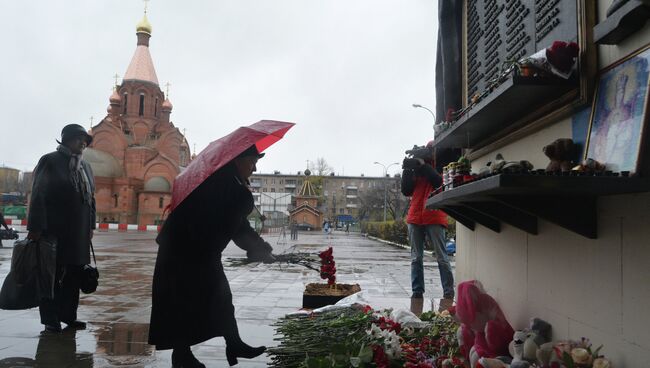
[149,121,294,367]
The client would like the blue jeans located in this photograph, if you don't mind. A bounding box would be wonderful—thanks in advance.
[408,223,455,298]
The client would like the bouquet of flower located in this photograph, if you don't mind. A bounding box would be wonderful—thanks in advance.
[319,247,336,286]
[520,41,579,79]
[268,305,466,368]
[543,338,612,368]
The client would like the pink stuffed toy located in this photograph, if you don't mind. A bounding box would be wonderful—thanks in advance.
[454,281,514,368]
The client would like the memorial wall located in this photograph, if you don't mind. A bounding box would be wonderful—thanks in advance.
[465,0,578,104]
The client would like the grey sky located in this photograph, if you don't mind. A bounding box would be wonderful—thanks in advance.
[1,1,438,178]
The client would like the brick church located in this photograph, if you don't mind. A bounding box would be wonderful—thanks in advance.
[84,13,191,225]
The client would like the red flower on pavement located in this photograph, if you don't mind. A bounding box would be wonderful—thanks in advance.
[372,345,390,368]
[377,316,402,334]
[405,362,434,368]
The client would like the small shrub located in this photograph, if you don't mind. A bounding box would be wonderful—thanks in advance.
[361,220,408,246]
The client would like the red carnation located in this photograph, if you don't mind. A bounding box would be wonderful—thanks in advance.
[372,345,390,368]
[546,41,579,74]
[319,247,337,285]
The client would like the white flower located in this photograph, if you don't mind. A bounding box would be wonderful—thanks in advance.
[383,331,402,359]
[593,358,612,368]
[571,348,593,366]
[367,324,384,340]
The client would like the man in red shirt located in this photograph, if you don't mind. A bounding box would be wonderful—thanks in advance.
[401,142,454,302]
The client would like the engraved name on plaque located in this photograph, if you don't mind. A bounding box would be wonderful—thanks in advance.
[465,0,578,105]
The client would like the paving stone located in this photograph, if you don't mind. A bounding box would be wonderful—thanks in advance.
[0,231,453,366]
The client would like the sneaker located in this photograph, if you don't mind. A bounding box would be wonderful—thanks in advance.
[411,291,423,299]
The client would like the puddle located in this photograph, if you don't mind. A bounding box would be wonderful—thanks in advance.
[0,323,155,368]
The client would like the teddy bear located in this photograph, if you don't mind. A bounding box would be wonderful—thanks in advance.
[543,138,577,172]
[453,281,515,368]
[508,318,552,367]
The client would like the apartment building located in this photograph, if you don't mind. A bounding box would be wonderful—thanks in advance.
[250,171,401,222]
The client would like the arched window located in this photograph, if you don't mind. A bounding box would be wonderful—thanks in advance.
[123,93,128,114]
[154,97,158,117]
[139,93,145,116]
[159,197,164,209]
[113,193,118,208]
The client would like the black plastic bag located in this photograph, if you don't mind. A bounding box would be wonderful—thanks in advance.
[0,238,57,310]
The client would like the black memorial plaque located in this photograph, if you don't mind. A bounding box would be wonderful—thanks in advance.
[466,0,578,105]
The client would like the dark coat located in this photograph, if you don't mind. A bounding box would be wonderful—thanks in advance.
[27,151,96,265]
[148,163,273,350]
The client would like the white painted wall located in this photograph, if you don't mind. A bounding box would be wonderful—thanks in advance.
[456,2,650,365]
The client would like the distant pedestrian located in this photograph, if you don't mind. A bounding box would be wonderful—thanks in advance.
[27,124,96,333]
[323,220,331,236]
[290,220,298,240]
[345,223,350,234]
[0,211,9,231]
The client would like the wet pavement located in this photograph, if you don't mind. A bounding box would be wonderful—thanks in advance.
[0,230,453,367]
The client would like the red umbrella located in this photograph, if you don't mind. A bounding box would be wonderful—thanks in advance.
[169,120,295,211]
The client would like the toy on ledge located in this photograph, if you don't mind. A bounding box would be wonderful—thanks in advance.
[443,156,477,190]
[543,138,577,173]
[477,154,534,177]
[571,158,608,176]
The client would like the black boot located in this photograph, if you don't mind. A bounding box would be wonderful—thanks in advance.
[225,342,266,366]
[171,346,205,368]
[222,311,266,365]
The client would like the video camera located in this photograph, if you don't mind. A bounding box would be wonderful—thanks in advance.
[402,145,433,169]
[402,145,463,172]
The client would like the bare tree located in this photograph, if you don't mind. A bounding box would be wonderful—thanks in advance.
[357,187,385,221]
[358,179,409,222]
[311,157,332,176]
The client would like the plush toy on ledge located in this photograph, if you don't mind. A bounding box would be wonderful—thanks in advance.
[543,138,577,172]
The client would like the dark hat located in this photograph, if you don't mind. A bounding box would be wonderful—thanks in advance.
[60,124,93,145]
[237,145,265,159]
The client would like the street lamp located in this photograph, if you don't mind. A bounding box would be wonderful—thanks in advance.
[412,103,437,136]
[373,161,400,222]
[412,103,436,121]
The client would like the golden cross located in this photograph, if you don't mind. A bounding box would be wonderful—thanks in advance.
[193,143,196,155]
[164,82,171,97]
[113,73,120,86]
[89,116,94,129]
[182,128,187,137]
[143,0,150,14]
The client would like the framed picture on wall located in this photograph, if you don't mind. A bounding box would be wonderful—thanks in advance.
[585,44,650,174]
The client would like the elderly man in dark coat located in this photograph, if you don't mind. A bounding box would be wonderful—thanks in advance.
[149,145,274,368]
[27,124,96,333]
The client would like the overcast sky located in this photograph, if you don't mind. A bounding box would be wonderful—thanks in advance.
[0,1,438,178]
